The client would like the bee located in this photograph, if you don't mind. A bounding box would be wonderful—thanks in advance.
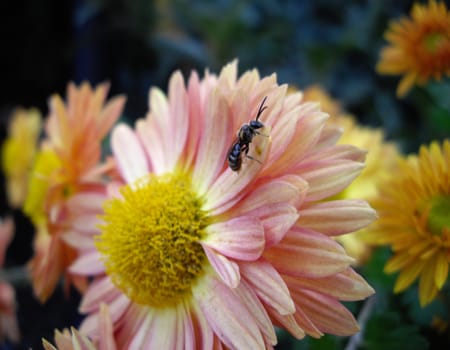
[227,96,268,171]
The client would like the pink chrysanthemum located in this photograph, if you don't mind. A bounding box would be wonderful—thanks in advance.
[68,61,375,349]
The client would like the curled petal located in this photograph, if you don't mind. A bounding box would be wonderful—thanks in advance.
[202,245,240,288]
[203,216,265,261]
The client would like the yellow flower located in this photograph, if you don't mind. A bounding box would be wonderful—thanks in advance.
[367,140,450,306]
[1,108,41,208]
[377,0,450,97]
[303,86,399,265]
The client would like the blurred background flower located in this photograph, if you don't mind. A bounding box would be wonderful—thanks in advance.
[376,0,450,97]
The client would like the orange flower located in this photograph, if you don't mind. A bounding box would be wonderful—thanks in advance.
[24,82,126,302]
[377,0,450,97]
[367,140,450,306]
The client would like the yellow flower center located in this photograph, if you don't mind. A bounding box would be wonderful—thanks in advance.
[423,32,447,54]
[427,195,450,237]
[96,172,209,308]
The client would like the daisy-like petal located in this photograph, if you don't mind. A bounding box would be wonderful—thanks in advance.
[298,200,377,236]
[202,216,265,261]
[192,91,231,195]
[292,289,359,336]
[240,260,295,315]
[202,245,240,288]
[265,228,354,278]
[69,251,104,275]
[79,277,121,313]
[204,126,272,214]
[195,277,265,350]
[284,268,374,301]
[368,140,450,306]
[300,160,365,202]
[111,124,149,184]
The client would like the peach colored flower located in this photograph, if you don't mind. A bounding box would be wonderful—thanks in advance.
[303,85,399,265]
[1,108,41,208]
[68,61,375,348]
[0,217,20,343]
[42,303,115,350]
[376,0,450,97]
[23,82,126,302]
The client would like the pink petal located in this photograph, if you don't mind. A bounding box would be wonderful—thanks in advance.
[269,109,329,176]
[98,303,117,350]
[62,231,95,250]
[141,308,178,350]
[205,129,272,214]
[111,124,149,183]
[80,276,121,313]
[66,191,106,213]
[183,71,203,170]
[264,228,353,278]
[298,199,377,236]
[240,260,295,316]
[126,311,154,349]
[203,216,264,261]
[97,95,127,138]
[69,251,105,276]
[292,289,360,336]
[136,118,165,174]
[115,304,149,349]
[233,280,277,346]
[190,301,214,350]
[70,213,102,235]
[192,91,231,196]
[284,268,374,301]
[166,71,189,172]
[245,203,299,247]
[81,294,130,337]
[202,245,240,288]
[300,160,365,202]
[194,277,265,350]
[265,306,305,340]
[177,302,195,350]
[292,302,323,338]
[235,176,304,213]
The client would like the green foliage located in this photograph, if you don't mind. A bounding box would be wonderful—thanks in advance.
[364,312,429,350]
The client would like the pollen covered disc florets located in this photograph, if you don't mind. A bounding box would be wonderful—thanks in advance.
[96,172,209,308]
